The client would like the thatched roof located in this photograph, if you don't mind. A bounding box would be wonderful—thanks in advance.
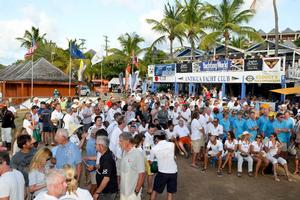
[0,57,72,82]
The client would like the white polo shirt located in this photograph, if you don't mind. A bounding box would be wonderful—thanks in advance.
[0,169,25,200]
[174,124,189,138]
[239,140,251,153]
[150,140,177,174]
[109,127,123,159]
[144,131,154,160]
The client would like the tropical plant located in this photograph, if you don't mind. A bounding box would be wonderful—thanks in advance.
[178,0,209,60]
[16,26,46,48]
[230,36,250,49]
[201,0,262,58]
[251,0,279,56]
[146,2,185,59]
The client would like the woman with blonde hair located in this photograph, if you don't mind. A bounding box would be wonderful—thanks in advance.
[29,147,53,198]
[23,112,34,137]
[59,164,93,200]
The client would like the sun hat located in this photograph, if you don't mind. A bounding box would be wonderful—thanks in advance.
[239,131,252,138]
[68,123,83,137]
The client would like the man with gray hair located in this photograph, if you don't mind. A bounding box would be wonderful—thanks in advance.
[119,132,145,200]
[54,129,82,180]
[93,136,118,200]
[34,169,67,200]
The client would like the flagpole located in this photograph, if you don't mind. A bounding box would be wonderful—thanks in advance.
[100,62,103,99]
[69,55,72,97]
[31,54,34,100]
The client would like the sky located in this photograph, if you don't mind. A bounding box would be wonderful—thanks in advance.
[0,0,299,65]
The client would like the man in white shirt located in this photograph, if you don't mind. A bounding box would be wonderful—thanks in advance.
[109,116,126,161]
[0,151,25,200]
[174,119,191,158]
[107,113,122,138]
[201,135,223,177]
[191,112,204,168]
[107,103,120,124]
[207,118,223,138]
[34,169,67,200]
[150,131,177,200]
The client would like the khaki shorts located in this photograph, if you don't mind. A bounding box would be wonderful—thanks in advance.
[192,139,201,153]
[281,143,288,152]
[90,172,96,185]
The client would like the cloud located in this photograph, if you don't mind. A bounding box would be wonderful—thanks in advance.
[0,5,57,65]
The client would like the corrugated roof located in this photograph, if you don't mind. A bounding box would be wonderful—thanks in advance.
[282,28,295,33]
[257,29,266,34]
[0,57,71,82]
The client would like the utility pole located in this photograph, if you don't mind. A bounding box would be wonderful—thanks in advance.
[104,35,109,57]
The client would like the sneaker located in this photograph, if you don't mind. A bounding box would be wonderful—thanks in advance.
[201,168,207,173]
[248,172,253,177]
[217,170,222,177]
[237,172,242,177]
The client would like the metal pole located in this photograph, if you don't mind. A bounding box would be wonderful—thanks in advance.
[31,55,34,99]
[69,55,71,97]
[100,62,103,98]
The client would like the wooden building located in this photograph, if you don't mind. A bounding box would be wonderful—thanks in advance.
[0,58,78,104]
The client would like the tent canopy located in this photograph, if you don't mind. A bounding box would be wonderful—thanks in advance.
[270,86,300,95]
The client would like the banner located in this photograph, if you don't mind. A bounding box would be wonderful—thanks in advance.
[263,57,281,72]
[176,63,192,73]
[199,60,231,71]
[148,65,155,78]
[244,59,262,71]
[154,64,176,82]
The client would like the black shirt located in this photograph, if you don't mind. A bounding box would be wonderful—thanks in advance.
[96,150,118,194]
[1,109,15,128]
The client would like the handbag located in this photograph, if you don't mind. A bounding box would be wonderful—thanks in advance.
[288,143,297,156]
[150,161,158,173]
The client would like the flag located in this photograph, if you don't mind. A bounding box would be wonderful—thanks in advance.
[133,71,140,92]
[91,51,103,66]
[78,59,87,81]
[70,42,85,59]
[25,39,37,58]
[250,0,257,11]
[125,64,131,91]
[118,72,124,89]
[132,51,139,67]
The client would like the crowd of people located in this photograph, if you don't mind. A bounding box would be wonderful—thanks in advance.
[0,91,300,200]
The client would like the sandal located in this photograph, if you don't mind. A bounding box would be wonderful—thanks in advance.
[190,164,199,169]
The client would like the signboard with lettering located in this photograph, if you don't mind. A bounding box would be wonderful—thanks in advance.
[199,60,232,71]
[153,64,176,82]
[176,63,192,73]
[244,59,263,71]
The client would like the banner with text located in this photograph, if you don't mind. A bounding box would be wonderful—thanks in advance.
[154,64,176,82]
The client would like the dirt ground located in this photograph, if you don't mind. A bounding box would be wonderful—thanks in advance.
[151,156,300,200]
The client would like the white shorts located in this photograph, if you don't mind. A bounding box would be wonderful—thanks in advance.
[1,128,12,143]
[120,192,141,200]
[266,153,287,165]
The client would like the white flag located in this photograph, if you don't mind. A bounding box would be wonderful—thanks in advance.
[91,51,103,66]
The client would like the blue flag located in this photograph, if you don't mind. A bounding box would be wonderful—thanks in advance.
[70,42,85,59]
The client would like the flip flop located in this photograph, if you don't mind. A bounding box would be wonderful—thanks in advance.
[190,164,199,169]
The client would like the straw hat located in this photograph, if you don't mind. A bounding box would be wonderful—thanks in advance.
[268,111,277,117]
[68,123,83,137]
[239,131,252,138]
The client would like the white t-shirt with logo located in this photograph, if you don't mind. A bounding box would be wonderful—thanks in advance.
[239,140,251,153]
[207,123,223,136]
[207,140,223,156]
[251,141,263,152]
[224,139,238,151]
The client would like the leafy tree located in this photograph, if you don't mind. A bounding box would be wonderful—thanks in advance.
[16,26,46,48]
[294,38,300,47]
[201,0,262,58]
[230,36,250,49]
[146,3,185,58]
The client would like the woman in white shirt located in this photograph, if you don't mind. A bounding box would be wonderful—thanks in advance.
[23,112,34,137]
[264,134,291,181]
[59,164,93,200]
[222,131,237,174]
[250,134,269,177]
[237,131,253,177]
[29,147,53,198]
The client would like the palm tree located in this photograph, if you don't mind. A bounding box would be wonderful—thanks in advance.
[230,36,250,49]
[178,0,208,60]
[201,0,262,58]
[146,2,185,59]
[110,33,144,64]
[16,26,46,48]
[251,0,279,56]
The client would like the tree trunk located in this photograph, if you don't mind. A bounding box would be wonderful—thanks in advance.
[224,31,229,58]
[170,39,173,60]
[191,39,195,61]
[273,0,279,57]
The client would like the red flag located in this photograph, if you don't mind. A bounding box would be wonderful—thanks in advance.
[132,51,139,67]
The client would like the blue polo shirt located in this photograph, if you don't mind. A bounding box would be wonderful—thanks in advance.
[257,115,269,135]
[272,119,288,143]
[213,113,223,121]
[55,142,82,169]
[246,118,258,141]
[284,118,294,142]
[229,115,237,129]
[220,118,231,134]
[233,118,246,138]
[264,120,274,138]
[86,137,97,173]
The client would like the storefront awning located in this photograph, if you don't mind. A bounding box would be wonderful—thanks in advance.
[270,86,300,95]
